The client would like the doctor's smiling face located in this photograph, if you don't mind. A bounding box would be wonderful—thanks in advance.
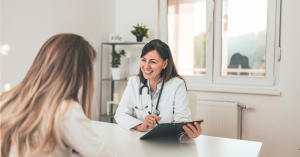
[140,50,168,82]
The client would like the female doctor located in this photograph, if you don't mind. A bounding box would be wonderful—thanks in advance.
[114,39,202,140]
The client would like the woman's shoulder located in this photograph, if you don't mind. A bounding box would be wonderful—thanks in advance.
[127,75,141,85]
[128,76,185,87]
[164,77,186,90]
[61,99,79,109]
[167,77,185,85]
[60,100,85,119]
[128,75,139,81]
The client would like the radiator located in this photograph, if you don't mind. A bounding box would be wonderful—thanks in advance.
[196,100,240,139]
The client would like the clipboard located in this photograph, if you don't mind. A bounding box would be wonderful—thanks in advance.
[140,120,204,139]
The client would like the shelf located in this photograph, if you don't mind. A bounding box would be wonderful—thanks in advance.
[106,101,119,115]
[100,42,145,123]
[107,101,120,104]
[102,78,128,81]
[102,42,147,45]
[101,113,115,118]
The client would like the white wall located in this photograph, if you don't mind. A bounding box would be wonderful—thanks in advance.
[115,0,158,77]
[1,0,116,120]
[115,0,158,42]
[100,0,159,121]
[112,0,300,157]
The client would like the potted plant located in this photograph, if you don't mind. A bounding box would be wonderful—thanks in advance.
[131,23,149,42]
[110,49,126,80]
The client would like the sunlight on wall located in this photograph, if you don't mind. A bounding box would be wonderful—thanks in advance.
[4,83,11,92]
[1,44,10,56]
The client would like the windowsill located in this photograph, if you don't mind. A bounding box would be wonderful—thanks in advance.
[187,84,281,96]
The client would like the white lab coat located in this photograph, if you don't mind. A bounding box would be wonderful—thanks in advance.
[115,76,192,131]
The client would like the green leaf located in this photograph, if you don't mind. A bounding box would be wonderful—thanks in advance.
[110,49,126,67]
[131,23,150,37]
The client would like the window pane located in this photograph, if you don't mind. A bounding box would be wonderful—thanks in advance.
[168,0,206,76]
[222,0,268,77]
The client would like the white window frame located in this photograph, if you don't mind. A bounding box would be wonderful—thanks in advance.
[160,0,214,84]
[182,0,214,84]
[159,0,281,95]
[213,0,277,86]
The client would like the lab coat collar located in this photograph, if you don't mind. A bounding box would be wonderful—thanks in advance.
[156,78,164,91]
[141,78,164,91]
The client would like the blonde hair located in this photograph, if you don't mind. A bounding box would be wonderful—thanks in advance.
[0,33,97,157]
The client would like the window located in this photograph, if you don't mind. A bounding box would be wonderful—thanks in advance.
[167,0,214,83]
[166,0,280,87]
[221,0,268,78]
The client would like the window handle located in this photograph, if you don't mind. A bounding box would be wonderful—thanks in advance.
[277,47,281,62]
[278,0,282,62]
[208,21,212,34]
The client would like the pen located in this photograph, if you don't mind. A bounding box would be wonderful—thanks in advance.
[148,111,160,125]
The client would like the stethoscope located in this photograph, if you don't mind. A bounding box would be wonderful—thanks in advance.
[135,80,165,116]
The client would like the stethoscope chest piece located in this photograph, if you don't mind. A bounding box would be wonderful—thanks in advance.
[152,109,160,116]
[148,109,160,116]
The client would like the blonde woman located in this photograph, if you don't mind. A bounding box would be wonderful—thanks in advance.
[1,34,116,157]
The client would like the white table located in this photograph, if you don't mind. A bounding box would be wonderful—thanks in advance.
[91,121,262,157]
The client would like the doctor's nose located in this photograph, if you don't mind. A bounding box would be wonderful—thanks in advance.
[145,62,151,69]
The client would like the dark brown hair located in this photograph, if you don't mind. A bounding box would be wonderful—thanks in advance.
[138,39,186,88]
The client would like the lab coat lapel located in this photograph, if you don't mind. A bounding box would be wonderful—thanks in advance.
[150,78,163,113]
[156,78,163,92]
[146,80,151,109]
[145,78,163,99]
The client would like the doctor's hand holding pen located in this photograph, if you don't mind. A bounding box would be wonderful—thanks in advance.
[132,114,162,131]
[182,119,203,139]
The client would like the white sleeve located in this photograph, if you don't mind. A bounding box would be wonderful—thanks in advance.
[59,103,117,157]
[173,81,192,122]
[114,77,143,130]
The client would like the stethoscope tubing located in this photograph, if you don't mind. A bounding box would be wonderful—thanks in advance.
[155,80,164,111]
[138,84,150,110]
[136,80,164,114]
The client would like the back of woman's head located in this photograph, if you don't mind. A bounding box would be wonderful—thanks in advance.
[0,33,96,157]
[138,39,186,87]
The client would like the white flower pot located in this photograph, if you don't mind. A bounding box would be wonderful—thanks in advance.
[111,68,121,80]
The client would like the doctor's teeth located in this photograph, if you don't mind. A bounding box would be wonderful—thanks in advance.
[145,71,153,73]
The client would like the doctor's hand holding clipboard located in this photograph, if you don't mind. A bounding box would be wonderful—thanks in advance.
[182,119,203,139]
[114,39,202,141]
